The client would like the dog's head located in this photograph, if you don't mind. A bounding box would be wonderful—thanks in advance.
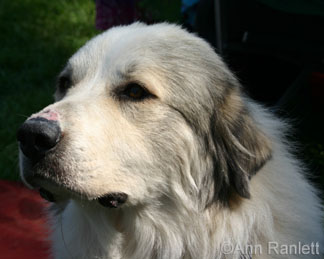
[18,23,271,209]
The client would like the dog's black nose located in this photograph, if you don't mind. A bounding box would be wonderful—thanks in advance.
[17,118,61,162]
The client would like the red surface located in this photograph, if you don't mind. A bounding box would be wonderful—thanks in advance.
[0,180,51,259]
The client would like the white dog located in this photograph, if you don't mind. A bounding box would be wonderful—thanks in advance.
[18,23,323,259]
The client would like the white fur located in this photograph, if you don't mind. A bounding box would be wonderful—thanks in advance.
[20,23,323,259]
[51,108,324,259]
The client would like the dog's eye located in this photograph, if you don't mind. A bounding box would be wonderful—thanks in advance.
[121,83,151,101]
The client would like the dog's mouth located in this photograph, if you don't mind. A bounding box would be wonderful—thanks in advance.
[20,153,129,209]
[97,192,128,208]
[34,175,129,208]
[39,187,128,208]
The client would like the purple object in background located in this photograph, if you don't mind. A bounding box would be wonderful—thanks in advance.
[95,0,138,30]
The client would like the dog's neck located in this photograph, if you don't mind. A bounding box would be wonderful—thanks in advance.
[50,197,259,259]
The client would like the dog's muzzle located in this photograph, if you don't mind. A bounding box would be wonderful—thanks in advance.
[17,113,129,208]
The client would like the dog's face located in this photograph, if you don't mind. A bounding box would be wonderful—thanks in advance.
[18,23,271,209]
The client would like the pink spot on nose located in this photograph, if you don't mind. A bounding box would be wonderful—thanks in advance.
[30,109,59,121]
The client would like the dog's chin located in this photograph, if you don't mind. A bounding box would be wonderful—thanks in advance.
[20,159,82,203]
[19,153,128,209]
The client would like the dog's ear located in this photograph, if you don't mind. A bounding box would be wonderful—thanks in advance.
[210,87,272,201]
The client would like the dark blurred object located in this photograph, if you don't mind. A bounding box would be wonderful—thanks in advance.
[310,71,324,111]
[181,0,199,31]
[195,0,324,104]
[138,0,181,24]
[194,0,324,185]
[95,0,138,30]
[257,0,324,16]
[95,0,181,31]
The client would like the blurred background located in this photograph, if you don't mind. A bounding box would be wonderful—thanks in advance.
[0,0,324,257]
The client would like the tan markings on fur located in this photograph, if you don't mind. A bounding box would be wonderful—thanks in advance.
[228,189,245,210]
[218,87,244,123]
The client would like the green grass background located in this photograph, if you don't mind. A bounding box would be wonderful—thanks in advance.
[0,0,98,180]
